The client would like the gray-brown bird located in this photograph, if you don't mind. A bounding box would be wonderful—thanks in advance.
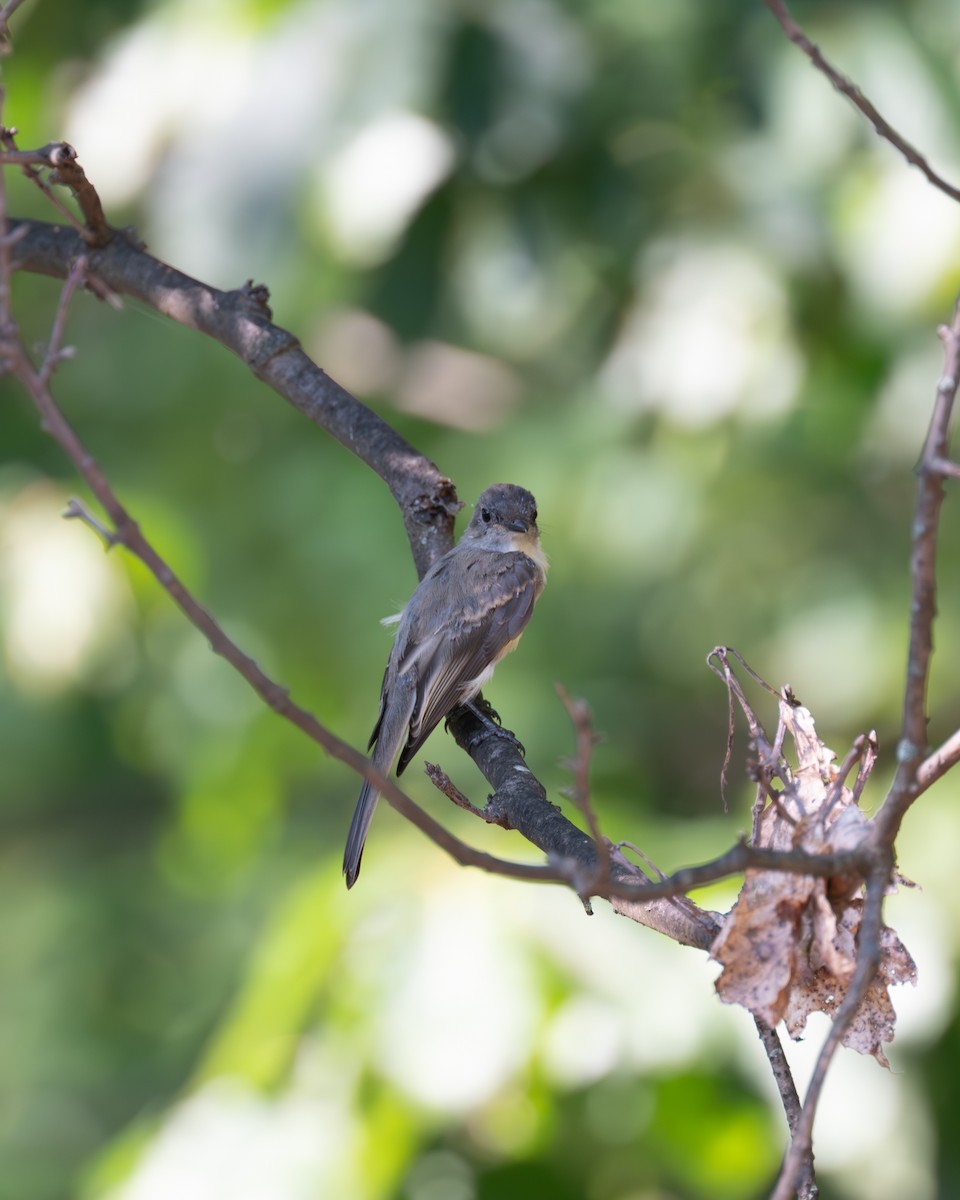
[343,483,547,887]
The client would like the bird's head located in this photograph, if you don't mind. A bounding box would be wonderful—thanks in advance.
[463,483,545,567]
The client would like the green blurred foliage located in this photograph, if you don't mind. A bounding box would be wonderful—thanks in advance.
[2,0,960,1197]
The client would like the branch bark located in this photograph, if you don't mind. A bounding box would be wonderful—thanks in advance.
[7,215,460,578]
[873,302,960,844]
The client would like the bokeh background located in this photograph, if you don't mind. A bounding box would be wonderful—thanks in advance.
[2,0,960,1197]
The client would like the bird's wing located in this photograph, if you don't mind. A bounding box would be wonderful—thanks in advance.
[366,663,390,751]
[394,550,543,773]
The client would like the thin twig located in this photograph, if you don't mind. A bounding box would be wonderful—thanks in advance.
[605,840,865,902]
[611,840,721,940]
[874,300,960,843]
[928,455,960,479]
[38,253,84,383]
[708,646,790,812]
[750,779,766,843]
[771,861,889,1200]
[0,0,28,52]
[0,129,92,237]
[0,89,11,340]
[613,840,663,883]
[821,732,875,821]
[424,762,494,820]
[556,683,611,896]
[0,138,111,241]
[63,498,118,546]
[851,731,878,804]
[430,772,869,904]
[753,1017,818,1199]
[917,727,960,792]
[764,0,960,205]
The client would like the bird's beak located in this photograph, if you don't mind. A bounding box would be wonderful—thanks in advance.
[506,518,529,533]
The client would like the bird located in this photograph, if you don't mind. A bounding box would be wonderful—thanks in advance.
[343,483,547,887]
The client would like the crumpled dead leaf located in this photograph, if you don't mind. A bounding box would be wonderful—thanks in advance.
[710,695,917,1066]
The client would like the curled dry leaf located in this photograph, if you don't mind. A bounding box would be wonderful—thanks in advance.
[710,696,917,1066]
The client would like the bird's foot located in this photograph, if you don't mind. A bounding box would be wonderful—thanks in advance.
[458,698,526,757]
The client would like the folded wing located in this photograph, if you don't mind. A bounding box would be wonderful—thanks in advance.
[389,549,544,774]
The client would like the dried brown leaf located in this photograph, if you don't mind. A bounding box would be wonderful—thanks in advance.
[711,866,815,1027]
[784,911,917,1066]
[711,698,916,1065]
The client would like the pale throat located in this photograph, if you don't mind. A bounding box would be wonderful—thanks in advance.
[506,528,549,576]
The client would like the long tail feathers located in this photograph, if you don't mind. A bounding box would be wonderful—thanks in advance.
[343,676,415,888]
[343,778,378,888]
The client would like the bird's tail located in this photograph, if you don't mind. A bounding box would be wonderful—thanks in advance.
[343,776,378,888]
[343,677,414,888]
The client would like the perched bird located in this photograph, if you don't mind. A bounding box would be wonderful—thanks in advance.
[343,483,547,887]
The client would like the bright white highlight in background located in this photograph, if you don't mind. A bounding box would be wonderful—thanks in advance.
[320,113,456,263]
[603,240,803,427]
[110,1079,353,1200]
[0,481,132,693]
[838,164,960,316]
[375,882,537,1110]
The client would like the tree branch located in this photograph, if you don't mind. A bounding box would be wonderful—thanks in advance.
[763,0,960,205]
[0,0,29,53]
[917,726,960,792]
[556,684,612,899]
[0,130,99,238]
[753,1017,817,1200]
[874,300,960,843]
[7,213,460,577]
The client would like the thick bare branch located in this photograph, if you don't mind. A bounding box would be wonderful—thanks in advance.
[7,215,460,578]
[441,700,721,947]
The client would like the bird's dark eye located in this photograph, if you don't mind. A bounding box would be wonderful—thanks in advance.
[531,509,538,523]
[481,507,492,523]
